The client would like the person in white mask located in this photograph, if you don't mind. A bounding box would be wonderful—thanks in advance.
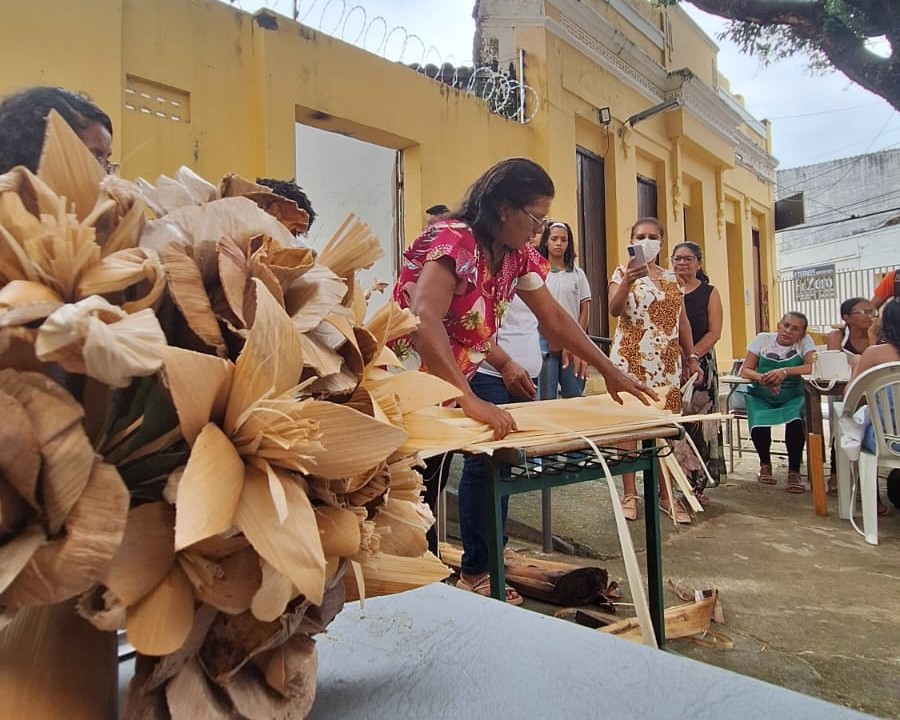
[608,217,702,524]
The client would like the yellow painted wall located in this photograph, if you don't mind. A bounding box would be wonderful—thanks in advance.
[0,0,775,362]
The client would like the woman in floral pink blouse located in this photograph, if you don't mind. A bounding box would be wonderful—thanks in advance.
[392,158,654,601]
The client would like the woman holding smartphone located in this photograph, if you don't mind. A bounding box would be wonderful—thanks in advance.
[608,218,702,523]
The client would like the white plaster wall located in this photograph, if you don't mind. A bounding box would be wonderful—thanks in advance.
[295,123,399,317]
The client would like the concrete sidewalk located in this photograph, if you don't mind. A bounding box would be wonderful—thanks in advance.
[443,454,900,719]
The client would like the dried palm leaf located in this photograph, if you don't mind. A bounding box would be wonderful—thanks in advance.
[370,370,461,415]
[165,657,234,720]
[127,563,195,656]
[218,235,250,326]
[103,502,176,607]
[77,247,166,312]
[2,462,128,607]
[174,422,245,551]
[0,524,45,595]
[0,388,41,506]
[251,559,296,622]
[284,264,346,333]
[194,546,261,616]
[371,499,432,557]
[315,214,383,279]
[0,279,62,327]
[36,111,103,222]
[161,346,233,445]
[35,296,166,388]
[160,242,227,356]
[235,466,325,607]
[0,369,95,533]
[343,551,450,602]
[93,175,146,256]
[253,240,315,290]
[315,506,361,557]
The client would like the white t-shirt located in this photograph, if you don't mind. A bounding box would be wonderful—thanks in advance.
[747,332,816,361]
[545,266,592,321]
[480,293,543,379]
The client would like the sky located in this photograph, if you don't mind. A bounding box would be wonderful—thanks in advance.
[230,0,899,170]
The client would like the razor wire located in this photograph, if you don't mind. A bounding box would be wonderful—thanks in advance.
[226,0,540,123]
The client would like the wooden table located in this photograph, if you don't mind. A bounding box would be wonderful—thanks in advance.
[474,426,680,648]
[803,377,848,516]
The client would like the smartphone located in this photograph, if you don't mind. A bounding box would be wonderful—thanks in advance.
[627,243,646,266]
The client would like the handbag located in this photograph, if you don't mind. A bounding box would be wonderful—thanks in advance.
[809,350,851,391]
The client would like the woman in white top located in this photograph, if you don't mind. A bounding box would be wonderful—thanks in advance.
[537,221,592,398]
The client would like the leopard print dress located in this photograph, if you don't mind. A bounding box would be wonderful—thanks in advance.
[610,267,683,412]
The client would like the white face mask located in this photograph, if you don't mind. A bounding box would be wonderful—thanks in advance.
[634,238,661,262]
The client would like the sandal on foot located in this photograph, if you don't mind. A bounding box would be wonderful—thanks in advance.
[660,498,691,524]
[786,472,806,493]
[457,573,523,605]
[621,494,639,522]
[696,491,710,507]
[758,464,776,485]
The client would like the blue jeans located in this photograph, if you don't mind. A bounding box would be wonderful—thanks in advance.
[539,349,585,400]
[459,372,534,575]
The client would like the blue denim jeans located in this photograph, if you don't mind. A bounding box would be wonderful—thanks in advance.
[539,349,585,400]
[459,372,535,575]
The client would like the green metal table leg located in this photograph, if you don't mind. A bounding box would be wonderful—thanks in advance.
[486,457,506,601]
[641,439,666,647]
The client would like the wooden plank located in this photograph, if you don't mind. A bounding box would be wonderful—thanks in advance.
[809,432,828,516]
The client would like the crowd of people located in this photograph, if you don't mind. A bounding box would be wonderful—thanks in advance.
[5,83,896,605]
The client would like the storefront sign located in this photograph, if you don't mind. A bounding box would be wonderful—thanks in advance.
[794,264,835,301]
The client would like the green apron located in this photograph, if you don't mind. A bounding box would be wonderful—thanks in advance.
[744,353,806,430]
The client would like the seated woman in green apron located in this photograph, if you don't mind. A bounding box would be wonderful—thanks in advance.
[739,312,815,492]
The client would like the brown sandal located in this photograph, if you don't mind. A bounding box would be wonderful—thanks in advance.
[457,573,523,605]
[758,464,776,485]
[660,498,691,524]
[786,472,806,493]
[621,494,639,522]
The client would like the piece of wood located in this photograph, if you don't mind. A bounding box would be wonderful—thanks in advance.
[600,592,718,642]
[440,544,608,607]
[809,432,828,517]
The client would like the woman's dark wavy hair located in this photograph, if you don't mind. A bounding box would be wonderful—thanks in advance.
[0,86,112,173]
[672,241,710,284]
[881,300,900,353]
[451,158,554,247]
[538,221,576,271]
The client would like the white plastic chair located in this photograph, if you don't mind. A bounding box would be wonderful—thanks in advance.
[838,361,900,545]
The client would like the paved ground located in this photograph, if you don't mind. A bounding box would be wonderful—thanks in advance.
[443,453,900,719]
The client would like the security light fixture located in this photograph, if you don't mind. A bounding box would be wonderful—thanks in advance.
[597,107,612,125]
[625,97,681,128]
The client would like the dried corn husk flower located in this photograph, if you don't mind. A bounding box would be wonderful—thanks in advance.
[0,112,163,324]
[35,295,167,387]
[0,370,129,613]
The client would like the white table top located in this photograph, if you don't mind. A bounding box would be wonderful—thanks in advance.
[308,583,874,720]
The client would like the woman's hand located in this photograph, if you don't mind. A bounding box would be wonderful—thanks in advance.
[562,349,589,381]
[623,256,649,285]
[760,368,788,386]
[688,356,704,385]
[604,368,659,405]
[458,394,518,440]
[500,360,537,401]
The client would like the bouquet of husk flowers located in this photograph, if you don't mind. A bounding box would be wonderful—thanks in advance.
[0,111,454,719]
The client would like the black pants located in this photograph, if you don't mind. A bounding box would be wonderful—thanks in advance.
[751,419,805,472]
[422,453,454,554]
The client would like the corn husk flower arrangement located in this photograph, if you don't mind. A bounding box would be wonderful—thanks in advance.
[0,112,451,720]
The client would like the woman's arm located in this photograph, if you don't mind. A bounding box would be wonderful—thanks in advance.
[739,351,765,383]
[692,288,723,358]
[520,285,657,404]
[678,305,702,383]
[485,343,537,400]
[825,329,843,351]
[578,298,590,332]
[608,258,647,317]
[409,259,516,439]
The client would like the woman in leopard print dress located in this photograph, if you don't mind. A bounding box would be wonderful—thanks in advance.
[608,218,702,524]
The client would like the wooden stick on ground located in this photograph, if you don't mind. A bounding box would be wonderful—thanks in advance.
[439,544,609,607]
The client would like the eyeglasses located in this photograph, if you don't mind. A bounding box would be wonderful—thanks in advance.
[671,255,697,263]
[633,233,661,241]
[849,309,878,316]
[90,149,119,175]
[523,209,549,233]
